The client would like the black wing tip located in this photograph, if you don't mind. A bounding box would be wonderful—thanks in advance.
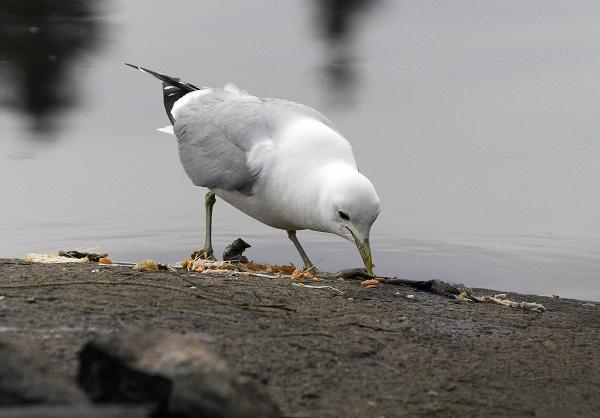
[125,62,200,92]
[125,63,162,78]
[125,62,145,71]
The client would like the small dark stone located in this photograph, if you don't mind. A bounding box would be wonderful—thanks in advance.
[58,250,107,262]
[222,238,251,263]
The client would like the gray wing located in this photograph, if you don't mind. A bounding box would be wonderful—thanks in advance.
[173,89,334,195]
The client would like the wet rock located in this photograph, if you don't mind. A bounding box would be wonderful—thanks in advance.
[0,340,87,405]
[77,330,281,418]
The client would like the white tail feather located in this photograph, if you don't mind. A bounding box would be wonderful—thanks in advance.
[157,126,174,135]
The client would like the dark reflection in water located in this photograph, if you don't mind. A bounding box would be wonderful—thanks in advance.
[313,0,381,103]
[0,0,104,139]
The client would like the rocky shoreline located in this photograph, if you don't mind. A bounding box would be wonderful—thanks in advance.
[0,258,599,417]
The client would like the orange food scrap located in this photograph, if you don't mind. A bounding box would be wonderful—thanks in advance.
[244,262,297,275]
[98,257,112,265]
[361,279,381,287]
[181,258,193,269]
[272,265,296,274]
[245,261,270,271]
[290,268,318,280]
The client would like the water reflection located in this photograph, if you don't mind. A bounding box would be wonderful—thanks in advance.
[313,0,381,103]
[0,0,104,139]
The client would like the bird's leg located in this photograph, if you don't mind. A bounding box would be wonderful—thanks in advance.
[192,191,216,260]
[286,232,360,279]
[287,231,316,272]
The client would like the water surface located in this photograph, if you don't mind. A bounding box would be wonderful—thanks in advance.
[1,1,599,300]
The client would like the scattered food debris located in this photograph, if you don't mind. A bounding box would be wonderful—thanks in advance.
[26,253,89,263]
[188,258,204,272]
[20,243,550,316]
[473,294,546,312]
[245,262,296,275]
[181,258,193,270]
[186,260,240,273]
[290,268,319,281]
[181,255,324,282]
[133,259,168,272]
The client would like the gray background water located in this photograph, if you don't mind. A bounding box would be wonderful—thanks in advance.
[1,0,599,300]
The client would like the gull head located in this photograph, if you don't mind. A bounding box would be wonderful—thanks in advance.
[319,163,381,275]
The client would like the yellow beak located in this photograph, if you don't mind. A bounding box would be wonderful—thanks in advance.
[348,229,374,275]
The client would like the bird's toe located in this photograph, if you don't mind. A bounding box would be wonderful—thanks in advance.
[190,249,216,261]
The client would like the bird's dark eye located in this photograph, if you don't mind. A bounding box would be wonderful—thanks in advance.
[338,210,350,221]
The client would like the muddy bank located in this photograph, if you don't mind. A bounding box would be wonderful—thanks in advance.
[0,258,599,417]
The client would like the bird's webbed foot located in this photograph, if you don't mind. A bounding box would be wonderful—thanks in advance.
[191,247,216,261]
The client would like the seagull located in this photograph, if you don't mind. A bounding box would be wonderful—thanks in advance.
[126,64,381,274]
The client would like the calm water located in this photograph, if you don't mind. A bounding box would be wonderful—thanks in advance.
[1,1,599,300]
